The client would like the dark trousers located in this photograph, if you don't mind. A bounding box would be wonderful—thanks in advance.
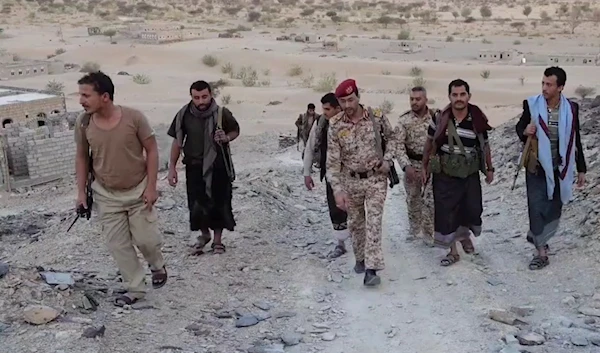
[326,181,348,230]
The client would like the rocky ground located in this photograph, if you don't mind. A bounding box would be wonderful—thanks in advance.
[1,97,600,353]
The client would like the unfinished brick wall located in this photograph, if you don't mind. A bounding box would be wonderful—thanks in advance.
[0,96,65,126]
[26,130,75,179]
[0,120,75,187]
[5,126,35,177]
[0,139,6,187]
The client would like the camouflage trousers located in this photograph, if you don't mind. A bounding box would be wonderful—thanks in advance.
[403,163,434,241]
[345,174,387,271]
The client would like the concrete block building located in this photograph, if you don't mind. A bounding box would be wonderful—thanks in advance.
[477,49,513,61]
[0,61,50,81]
[132,25,203,44]
[0,86,66,129]
[384,41,422,53]
[0,87,75,190]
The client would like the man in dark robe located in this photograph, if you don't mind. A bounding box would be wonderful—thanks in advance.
[167,80,239,255]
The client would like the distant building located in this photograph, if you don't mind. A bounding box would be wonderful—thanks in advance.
[477,49,513,61]
[87,27,102,36]
[0,86,65,128]
[295,33,322,43]
[0,61,50,81]
[547,54,599,66]
[383,41,422,54]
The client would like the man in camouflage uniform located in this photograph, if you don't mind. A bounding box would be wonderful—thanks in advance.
[326,79,398,287]
[295,103,319,157]
[396,86,438,245]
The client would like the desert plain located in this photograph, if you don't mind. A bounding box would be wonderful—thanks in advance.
[1,0,600,352]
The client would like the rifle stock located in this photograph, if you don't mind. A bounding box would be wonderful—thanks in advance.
[511,135,532,190]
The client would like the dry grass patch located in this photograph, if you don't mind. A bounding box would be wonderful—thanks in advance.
[575,86,596,99]
[314,72,337,93]
[379,98,394,115]
[202,54,219,67]
[133,74,151,85]
[45,80,64,95]
[288,65,303,77]
[80,61,100,73]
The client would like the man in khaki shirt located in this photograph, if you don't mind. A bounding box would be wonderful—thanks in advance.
[74,71,167,307]
[395,87,438,245]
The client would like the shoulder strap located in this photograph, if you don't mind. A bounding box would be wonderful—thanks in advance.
[217,107,224,129]
[367,107,384,159]
[80,112,92,149]
[446,120,467,156]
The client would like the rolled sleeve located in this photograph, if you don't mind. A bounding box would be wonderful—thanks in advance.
[394,123,410,170]
[325,125,343,195]
[303,123,318,176]
[381,115,397,162]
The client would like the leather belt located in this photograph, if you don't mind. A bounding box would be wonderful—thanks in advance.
[348,169,376,179]
[407,150,423,161]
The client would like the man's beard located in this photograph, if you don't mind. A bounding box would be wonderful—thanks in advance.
[196,101,211,111]
[452,102,467,110]
[344,107,355,116]
[411,105,425,113]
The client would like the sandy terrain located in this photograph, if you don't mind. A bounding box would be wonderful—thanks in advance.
[1,1,600,352]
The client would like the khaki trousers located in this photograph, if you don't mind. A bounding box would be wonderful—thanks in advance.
[92,176,165,298]
[346,174,387,271]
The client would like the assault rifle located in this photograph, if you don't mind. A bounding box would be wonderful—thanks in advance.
[511,117,533,191]
[511,135,532,190]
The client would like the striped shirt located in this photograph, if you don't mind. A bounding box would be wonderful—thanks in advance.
[548,107,560,168]
[427,113,489,154]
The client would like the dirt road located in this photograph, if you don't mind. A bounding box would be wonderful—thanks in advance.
[1,133,600,353]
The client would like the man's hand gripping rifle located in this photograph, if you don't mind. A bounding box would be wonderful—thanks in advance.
[67,159,94,232]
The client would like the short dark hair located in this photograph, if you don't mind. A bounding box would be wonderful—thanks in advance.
[543,66,567,87]
[189,80,212,95]
[448,79,470,95]
[411,86,427,95]
[307,103,315,110]
[321,93,340,108]
[77,71,114,100]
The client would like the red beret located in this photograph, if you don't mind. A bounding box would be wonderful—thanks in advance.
[335,79,358,98]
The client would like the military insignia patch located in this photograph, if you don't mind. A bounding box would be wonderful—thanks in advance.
[339,130,350,138]
[372,108,383,117]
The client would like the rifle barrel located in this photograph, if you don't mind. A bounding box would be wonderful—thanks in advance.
[66,214,80,232]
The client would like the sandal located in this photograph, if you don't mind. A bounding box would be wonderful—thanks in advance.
[151,266,168,289]
[528,255,549,270]
[190,235,212,256]
[211,243,226,254]
[114,294,139,307]
[460,239,475,254]
[526,236,550,251]
[440,253,460,267]
[328,245,347,259]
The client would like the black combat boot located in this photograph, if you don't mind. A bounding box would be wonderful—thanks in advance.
[353,260,365,274]
[363,269,381,287]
